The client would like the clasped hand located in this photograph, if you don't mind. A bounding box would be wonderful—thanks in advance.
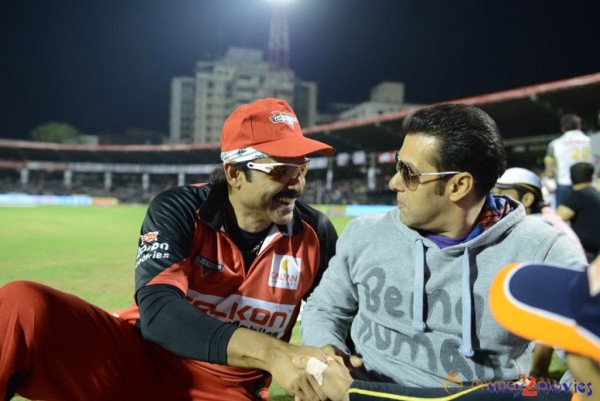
[288,345,362,401]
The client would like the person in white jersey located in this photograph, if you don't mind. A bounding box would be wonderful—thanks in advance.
[544,113,592,207]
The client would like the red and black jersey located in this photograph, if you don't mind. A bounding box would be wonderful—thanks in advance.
[119,182,337,395]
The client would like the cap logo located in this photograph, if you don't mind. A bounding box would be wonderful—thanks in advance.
[270,111,297,129]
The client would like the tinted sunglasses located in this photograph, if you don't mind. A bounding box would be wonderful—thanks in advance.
[395,151,461,190]
[246,158,310,182]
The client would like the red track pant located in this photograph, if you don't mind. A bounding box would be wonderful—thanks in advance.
[0,281,268,401]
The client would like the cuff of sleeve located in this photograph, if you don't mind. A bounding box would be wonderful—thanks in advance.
[211,323,238,365]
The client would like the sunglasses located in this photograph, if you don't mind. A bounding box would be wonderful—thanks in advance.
[395,151,461,190]
[246,158,310,182]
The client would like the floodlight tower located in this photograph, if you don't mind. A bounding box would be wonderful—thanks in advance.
[262,0,295,100]
[266,0,291,71]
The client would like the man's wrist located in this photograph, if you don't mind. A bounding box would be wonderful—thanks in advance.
[227,327,286,370]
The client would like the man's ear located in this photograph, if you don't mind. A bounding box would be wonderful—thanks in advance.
[224,163,242,189]
[448,172,474,202]
[520,192,535,208]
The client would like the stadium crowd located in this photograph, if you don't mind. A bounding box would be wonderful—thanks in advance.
[0,170,397,205]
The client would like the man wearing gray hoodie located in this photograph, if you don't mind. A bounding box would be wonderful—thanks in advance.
[301,104,587,389]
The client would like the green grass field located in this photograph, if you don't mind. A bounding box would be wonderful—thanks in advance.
[0,205,566,400]
[0,205,353,401]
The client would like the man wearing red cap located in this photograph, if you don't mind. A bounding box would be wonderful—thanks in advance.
[0,98,337,401]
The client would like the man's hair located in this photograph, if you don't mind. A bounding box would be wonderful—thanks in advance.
[560,113,582,132]
[570,162,594,185]
[401,103,506,198]
[209,164,253,187]
[513,186,544,214]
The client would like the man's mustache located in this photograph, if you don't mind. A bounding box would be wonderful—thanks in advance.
[275,190,300,200]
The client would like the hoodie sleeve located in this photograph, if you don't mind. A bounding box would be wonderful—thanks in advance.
[301,219,360,353]
[540,228,588,270]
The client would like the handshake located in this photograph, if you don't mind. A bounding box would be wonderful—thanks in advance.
[276,344,363,401]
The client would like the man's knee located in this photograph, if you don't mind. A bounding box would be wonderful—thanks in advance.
[0,280,55,316]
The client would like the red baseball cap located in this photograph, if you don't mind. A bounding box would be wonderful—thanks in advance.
[220,98,334,159]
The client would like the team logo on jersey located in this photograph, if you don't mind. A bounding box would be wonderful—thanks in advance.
[269,254,301,290]
[269,111,297,129]
[140,231,158,244]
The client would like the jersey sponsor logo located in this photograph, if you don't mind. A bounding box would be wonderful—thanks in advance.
[193,255,224,276]
[184,291,295,338]
[140,231,158,244]
[269,111,297,129]
[136,241,170,267]
[269,254,301,290]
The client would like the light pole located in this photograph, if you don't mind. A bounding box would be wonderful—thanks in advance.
[261,0,295,100]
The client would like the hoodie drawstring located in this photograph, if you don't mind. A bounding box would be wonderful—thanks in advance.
[411,241,475,357]
[412,240,427,332]
[459,247,475,357]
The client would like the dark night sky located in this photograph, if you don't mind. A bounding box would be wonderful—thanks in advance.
[1,0,599,140]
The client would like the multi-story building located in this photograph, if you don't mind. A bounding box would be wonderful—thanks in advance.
[338,82,410,121]
[169,77,196,143]
[169,47,317,144]
[293,80,318,128]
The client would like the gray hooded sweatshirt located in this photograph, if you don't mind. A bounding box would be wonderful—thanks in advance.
[301,196,586,387]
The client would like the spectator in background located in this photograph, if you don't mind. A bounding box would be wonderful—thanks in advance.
[590,108,600,176]
[494,167,585,257]
[544,113,592,208]
[494,167,586,381]
[300,104,587,390]
[557,162,600,262]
